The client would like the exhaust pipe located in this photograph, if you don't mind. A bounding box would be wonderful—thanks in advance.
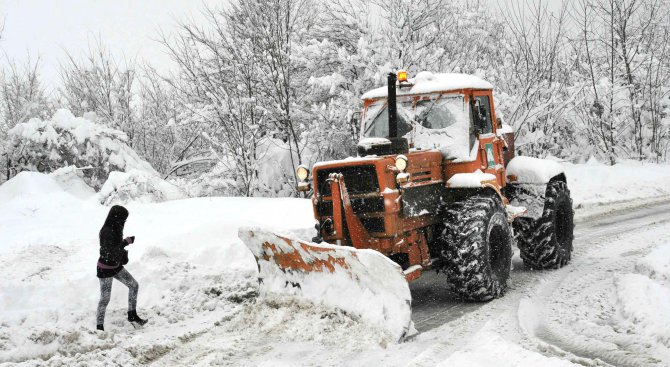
[387,72,398,138]
[357,71,409,157]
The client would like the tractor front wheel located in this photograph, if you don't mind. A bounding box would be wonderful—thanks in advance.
[440,195,513,301]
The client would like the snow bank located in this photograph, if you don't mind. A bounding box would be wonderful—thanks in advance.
[563,159,670,208]
[447,170,496,188]
[635,243,670,281]
[98,170,185,205]
[437,330,577,367]
[361,72,493,100]
[0,171,66,205]
[614,243,670,353]
[507,156,564,184]
[50,166,96,199]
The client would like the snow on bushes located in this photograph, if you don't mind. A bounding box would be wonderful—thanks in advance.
[6,109,156,189]
[98,169,185,205]
[186,137,320,198]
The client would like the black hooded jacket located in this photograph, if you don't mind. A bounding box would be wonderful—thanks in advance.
[97,205,130,278]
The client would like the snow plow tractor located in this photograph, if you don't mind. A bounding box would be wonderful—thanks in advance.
[240,71,574,341]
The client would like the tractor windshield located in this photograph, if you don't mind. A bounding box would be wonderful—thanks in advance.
[362,101,414,138]
[362,95,474,161]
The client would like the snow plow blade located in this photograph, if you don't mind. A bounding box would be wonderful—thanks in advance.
[239,227,413,341]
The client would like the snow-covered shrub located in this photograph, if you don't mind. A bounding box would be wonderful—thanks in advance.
[6,109,156,189]
[181,161,240,198]
[98,169,185,205]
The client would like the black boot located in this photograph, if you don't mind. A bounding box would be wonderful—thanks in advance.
[97,324,104,331]
[128,310,148,326]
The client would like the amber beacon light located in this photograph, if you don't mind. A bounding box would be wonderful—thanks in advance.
[397,70,408,82]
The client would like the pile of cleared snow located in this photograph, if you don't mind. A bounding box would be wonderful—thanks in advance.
[562,159,670,208]
[0,171,66,205]
[240,228,413,341]
[223,295,393,349]
[98,169,185,205]
[615,243,670,351]
[49,166,97,199]
[0,169,95,213]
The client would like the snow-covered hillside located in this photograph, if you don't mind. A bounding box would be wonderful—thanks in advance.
[1,160,670,366]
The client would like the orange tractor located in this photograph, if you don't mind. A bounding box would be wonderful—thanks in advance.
[241,71,574,340]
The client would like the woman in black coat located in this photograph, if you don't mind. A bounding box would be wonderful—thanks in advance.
[96,205,147,331]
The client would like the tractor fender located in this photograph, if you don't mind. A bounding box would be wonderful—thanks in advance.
[505,156,564,185]
[504,156,567,219]
[445,171,505,205]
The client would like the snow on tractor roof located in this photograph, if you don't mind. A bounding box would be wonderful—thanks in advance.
[361,72,493,100]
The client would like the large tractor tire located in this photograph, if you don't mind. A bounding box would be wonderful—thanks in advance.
[514,180,574,269]
[440,195,514,301]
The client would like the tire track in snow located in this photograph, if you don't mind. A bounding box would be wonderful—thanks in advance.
[518,202,670,366]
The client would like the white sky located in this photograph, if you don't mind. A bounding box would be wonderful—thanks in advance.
[0,0,220,90]
[0,0,562,91]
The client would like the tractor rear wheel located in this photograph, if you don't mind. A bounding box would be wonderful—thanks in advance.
[514,180,574,269]
[440,195,513,301]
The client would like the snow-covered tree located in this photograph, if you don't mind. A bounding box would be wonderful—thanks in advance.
[6,109,155,189]
[0,56,52,182]
[59,41,139,147]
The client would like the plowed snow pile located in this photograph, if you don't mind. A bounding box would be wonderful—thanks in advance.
[615,243,670,354]
[562,158,670,208]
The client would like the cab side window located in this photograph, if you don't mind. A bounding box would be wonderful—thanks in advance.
[474,96,493,134]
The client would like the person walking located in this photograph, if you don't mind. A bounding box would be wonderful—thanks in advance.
[96,205,147,331]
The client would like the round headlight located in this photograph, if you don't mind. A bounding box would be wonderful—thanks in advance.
[395,155,408,172]
[296,165,309,181]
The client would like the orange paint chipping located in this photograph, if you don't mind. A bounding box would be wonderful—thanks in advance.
[259,239,354,274]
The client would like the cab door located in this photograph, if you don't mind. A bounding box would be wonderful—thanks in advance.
[472,93,506,188]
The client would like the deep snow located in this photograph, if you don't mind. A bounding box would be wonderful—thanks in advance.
[1,159,670,366]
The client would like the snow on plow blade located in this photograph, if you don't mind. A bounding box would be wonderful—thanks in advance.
[239,227,413,341]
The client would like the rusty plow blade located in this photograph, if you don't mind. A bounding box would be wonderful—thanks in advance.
[239,227,414,341]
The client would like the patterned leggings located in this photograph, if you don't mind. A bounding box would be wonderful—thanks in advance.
[96,268,139,325]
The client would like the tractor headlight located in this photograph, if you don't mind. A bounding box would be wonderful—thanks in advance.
[395,155,408,172]
[296,165,309,181]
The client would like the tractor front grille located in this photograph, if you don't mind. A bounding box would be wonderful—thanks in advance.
[315,165,385,233]
[316,165,379,196]
[316,197,385,216]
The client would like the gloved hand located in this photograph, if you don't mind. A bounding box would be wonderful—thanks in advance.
[124,236,135,245]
